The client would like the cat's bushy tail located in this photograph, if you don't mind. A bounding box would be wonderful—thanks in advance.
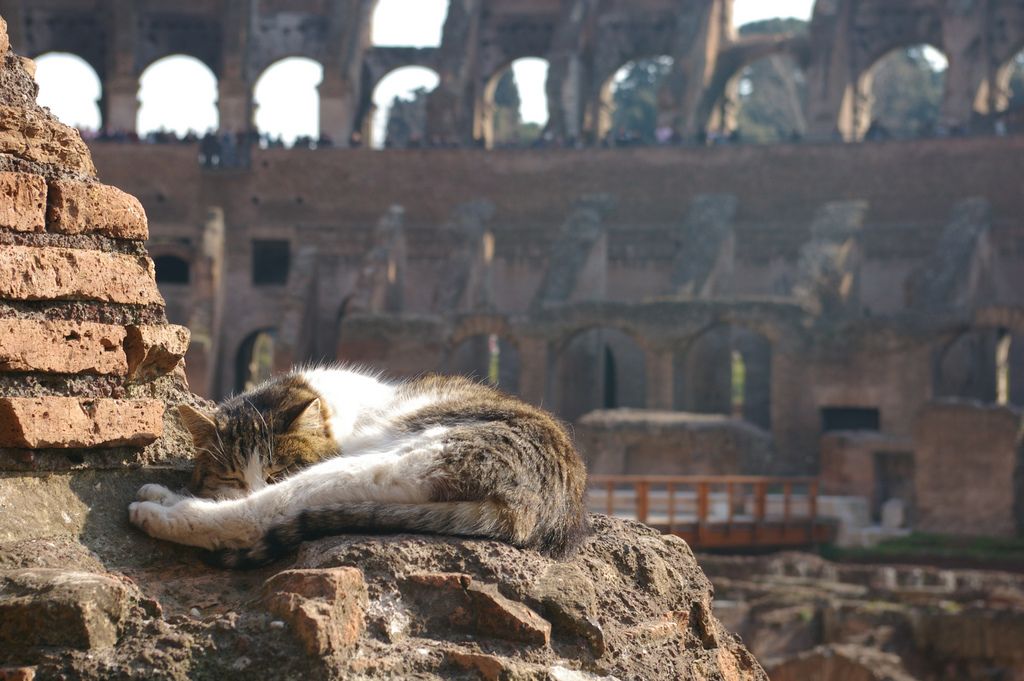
[204,500,589,570]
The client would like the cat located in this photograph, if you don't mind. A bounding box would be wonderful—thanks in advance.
[129,366,589,569]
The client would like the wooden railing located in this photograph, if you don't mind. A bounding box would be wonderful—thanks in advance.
[587,475,836,548]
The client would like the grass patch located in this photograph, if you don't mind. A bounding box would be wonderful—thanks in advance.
[821,532,1024,565]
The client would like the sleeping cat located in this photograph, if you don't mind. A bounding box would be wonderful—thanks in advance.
[129,366,589,569]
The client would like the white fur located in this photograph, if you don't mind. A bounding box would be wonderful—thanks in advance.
[130,367,454,550]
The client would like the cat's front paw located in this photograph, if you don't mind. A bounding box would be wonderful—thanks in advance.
[136,483,182,506]
[129,500,201,547]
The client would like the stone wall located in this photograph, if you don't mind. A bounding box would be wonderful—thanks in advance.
[0,18,194,475]
[914,400,1024,538]
[576,409,774,476]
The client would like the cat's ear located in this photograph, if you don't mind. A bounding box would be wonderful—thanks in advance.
[287,398,325,434]
[177,404,218,449]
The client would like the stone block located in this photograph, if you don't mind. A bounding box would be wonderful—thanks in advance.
[0,320,127,375]
[260,568,367,657]
[0,172,46,232]
[447,651,507,681]
[46,180,148,240]
[465,581,551,646]
[915,400,1022,537]
[0,397,164,448]
[124,324,190,381]
[0,245,163,305]
[0,105,96,177]
[0,569,137,649]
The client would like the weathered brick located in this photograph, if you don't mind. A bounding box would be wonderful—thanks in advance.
[0,172,46,232]
[260,568,367,658]
[47,181,148,240]
[0,105,96,176]
[0,397,164,448]
[124,324,189,382]
[0,320,127,374]
[0,245,163,305]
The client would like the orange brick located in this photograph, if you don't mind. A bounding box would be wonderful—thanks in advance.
[124,324,190,381]
[0,320,127,374]
[47,180,148,240]
[0,397,164,448]
[0,172,46,232]
[0,106,96,177]
[0,246,164,305]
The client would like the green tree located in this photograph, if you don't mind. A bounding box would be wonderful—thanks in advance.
[869,46,946,137]
[609,56,674,143]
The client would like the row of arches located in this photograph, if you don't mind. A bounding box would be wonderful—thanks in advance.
[234,320,1024,430]
[40,39,1024,148]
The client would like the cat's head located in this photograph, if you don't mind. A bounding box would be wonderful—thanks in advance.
[177,398,334,499]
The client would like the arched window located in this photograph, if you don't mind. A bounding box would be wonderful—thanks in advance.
[553,327,646,422]
[484,58,549,148]
[601,57,674,146]
[731,0,815,31]
[137,56,218,138]
[33,53,102,132]
[372,67,440,148]
[372,0,449,47]
[254,58,324,147]
[447,334,520,394]
[730,54,807,143]
[935,327,1021,405]
[675,326,771,429]
[236,329,278,393]
[858,45,948,140]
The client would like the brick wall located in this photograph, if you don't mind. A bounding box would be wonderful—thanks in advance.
[0,28,195,474]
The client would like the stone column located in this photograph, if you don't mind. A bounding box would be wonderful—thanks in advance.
[660,0,729,139]
[804,0,856,141]
[320,0,372,146]
[426,0,481,145]
[103,0,138,132]
[218,0,253,133]
[184,207,225,398]
[516,336,549,408]
[645,349,675,411]
[545,0,593,143]
[940,3,989,133]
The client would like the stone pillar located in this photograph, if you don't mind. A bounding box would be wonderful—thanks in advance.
[545,0,593,144]
[940,4,989,133]
[792,201,868,319]
[218,0,253,133]
[320,0,372,147]
[184,207,225,398]
[218,76,252,133]
[645,349,674,411]
[516,336,549,408]
[804,0,856,141]
[660,0,729,139]
[103,0,138,132]
[427,0,481,145]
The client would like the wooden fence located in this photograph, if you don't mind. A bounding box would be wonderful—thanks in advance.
[587,475,836,548]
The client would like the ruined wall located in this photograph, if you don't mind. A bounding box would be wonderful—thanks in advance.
[0,18,194,477]
[914,400,1024,537]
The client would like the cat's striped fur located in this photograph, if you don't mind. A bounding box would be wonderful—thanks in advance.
[129,367,589,569]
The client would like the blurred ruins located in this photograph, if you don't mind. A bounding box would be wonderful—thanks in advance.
[1,0,1023,678]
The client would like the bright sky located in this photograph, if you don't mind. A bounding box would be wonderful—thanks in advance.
[32,0,829,144]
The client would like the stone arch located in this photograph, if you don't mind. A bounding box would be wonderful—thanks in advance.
[721,51,808,143]
[674,324,771,430]
[363,65,441,148]
[33,52,102,131]
[137,55,219,137]
[480,57,550,149]
[593,55,675,146]
[550,326,647,423]
[253,57,325,146]
[235,328,278,394]
[446,334,521,395]
[851,43,949,141]
[935,324,1024,407]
